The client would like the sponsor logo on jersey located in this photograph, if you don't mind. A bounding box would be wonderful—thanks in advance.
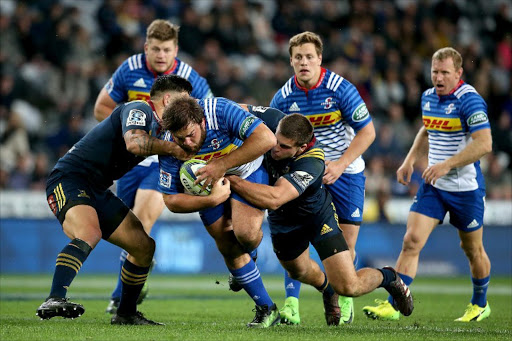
[352,103,369,122]
[321,97,336,109]
[105,78,114,94]
[445,103,456,114]
[351,208,360,218]
[239,116,257,139]
[251,106,268,113]
[467,219,479,228]
[422,116,462,131]
[126,109,147,126]
[467,111,488,127]
[320,224,333,235]
[194,144,238,162]
[307,111,341,127]
[208,138,222,150]
[159,170,171,188]
[423,101,430,111]
[133,78,147,88]
[289,102,300,112]
[127,90,150,102]
[290,171,314,190]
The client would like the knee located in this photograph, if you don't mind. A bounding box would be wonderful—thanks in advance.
[460,241,484,259]
[132,236,155,264]
[287,267,309,281]
[402,230,423,254]
[235,227,261,250]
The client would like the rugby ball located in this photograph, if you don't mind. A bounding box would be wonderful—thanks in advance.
[179,159,211,196]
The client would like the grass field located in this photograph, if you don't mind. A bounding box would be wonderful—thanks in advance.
[1,274,511,341]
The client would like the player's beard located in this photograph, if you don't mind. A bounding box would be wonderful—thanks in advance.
[181,127,206,154]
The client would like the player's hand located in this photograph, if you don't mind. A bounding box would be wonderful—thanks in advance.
[396,162,414,185]
[194,157,228,190]
[209,177,231,204]
[323,160,345,185]
[422,162,451,186]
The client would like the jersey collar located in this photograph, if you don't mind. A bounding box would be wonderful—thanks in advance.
[437,79,464,98]
[146,99,162,123]
[294,67,326,94]
[145,56,178,78]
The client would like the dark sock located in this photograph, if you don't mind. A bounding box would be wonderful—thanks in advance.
[117,259,150,315]
[377,268,397,288]
[315,272,335,298]
[49,239,92,299]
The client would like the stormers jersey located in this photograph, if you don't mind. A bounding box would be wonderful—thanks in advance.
[270,68,372,174]
[54,101,162,190]
[265,139,333,229]
[158,98,264,195]
[104,54,213,166]
[421,81,490,192]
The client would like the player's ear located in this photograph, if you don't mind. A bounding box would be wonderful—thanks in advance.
[144,41,149,54]
[318,54,322,66]
[290,56,293,67]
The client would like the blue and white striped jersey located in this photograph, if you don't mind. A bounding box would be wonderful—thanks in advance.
[421,81,490,192]
[158,98,264,194]
[270,68,372,174]
[103,53,213,166]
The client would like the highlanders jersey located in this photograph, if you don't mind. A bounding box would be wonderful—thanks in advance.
[270,67,372,174]
[158,98,264,194]
[421,81,490,192]
[54,101,162,190]
[104,54,213,166]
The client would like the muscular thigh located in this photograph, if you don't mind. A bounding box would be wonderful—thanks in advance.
[230,198,264,235]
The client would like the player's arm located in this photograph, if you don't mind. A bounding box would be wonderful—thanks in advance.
[162,179,231,213]
[124,129,191,158]
[397,126,429,185]
[324,121,375,184]
[423,128,492,185]
[94,87,118,122]
[228,176,299,211]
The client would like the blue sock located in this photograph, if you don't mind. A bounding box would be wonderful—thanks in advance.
[353,251,360,270]
[388,272,413,305]
[230,259,273,307]
[284,269,301,299]
[49,239,92,299]
[248,249,258,262]
[111,250,128,300]
[471,275,490,307]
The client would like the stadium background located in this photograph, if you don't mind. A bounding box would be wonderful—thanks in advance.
[0,0,511,276]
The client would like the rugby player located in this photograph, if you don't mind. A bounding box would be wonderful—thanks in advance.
[270,31,375,324]
[363,47,492,322]
[93,19,213,313]
[227,114,413,326]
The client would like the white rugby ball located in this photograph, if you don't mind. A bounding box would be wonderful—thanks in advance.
[179,159,211,196]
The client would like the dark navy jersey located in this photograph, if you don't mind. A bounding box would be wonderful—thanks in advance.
[265,140,333,229]
[54,101,161,190]
[246,105,285,133]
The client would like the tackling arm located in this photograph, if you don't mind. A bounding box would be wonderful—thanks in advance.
[124,129,187,157]
[94,88,117,122]
[163,179,231,213]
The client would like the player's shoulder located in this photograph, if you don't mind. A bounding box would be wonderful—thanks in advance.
[124,100,152,110]
[274,76,296,101]
[175,58,198,80]
[120,53,146,72]
[453,83,483,101]
[422,87,437,98]
[295,146,324,162]
[323,69,347,93]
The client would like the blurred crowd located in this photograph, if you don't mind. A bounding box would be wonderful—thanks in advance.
[1,0,511,211]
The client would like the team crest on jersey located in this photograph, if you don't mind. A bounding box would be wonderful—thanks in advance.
[291,171,314,191]
[208,138,222,150]
[126,109,146,126]
[321,97,336,109]
[467,111,488,127]
[352,103,369,122]
[105,78,114,94]
[445,103,456,115]
[159,170,171,188]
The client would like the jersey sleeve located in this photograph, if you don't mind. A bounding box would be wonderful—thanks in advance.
[188,69,214,99]
[213,98,264,140]
[270,91,286,112]
[158,155,184,194]
[248,105,285,134]
[282,148,325,195]
[105,60,129,103]
[335,79,372,132]
[120,101,153,136]
[460,92,490,133]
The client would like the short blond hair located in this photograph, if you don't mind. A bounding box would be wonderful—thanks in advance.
[432,47,463,70]
[146,19,179,43]
[289,31,323,57]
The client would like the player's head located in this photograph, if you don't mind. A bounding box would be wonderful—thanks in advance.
[272,114,314,160]
[431,47,463,96]
[288,32,323,89]
[150,74,192,109]
[162,96,206,154]
[144,19,180,74]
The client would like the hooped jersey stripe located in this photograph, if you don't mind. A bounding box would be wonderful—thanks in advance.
[296,148,324,161]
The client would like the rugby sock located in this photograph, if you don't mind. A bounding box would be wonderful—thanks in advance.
[471,275,490,307]
[284,270,302,299]
[49,239,92,299]
[386,272,413,305]
[315,272,335,298]
[111,250,128,300]
[248,249,258,262]
[117,259,150,315]
[230,259,273,307]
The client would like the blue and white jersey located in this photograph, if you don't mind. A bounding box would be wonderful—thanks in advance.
[104,54,213,166]
[421,81,490,192]
[270,68,372,174]
[159,98,264,194]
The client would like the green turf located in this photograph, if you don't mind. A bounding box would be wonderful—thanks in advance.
[1,274,511,340]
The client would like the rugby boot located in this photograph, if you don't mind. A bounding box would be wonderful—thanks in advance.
[247,303,280,328]
[455,302,491,322]
[37,297,84,320]
[362,299,400,321]
[111,311,164,325]
[382,267,414,316]
[339,296,354,324]
[322,291,341,326]
[280,297,300,325]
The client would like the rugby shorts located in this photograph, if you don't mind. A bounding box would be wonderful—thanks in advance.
[325,170,365,225]
[116,162,160,209]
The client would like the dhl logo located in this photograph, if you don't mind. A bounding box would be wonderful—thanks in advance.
[128,90,150,102]
[423,116,462,131]
[307,110,341,127]
[194,144,238,162]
